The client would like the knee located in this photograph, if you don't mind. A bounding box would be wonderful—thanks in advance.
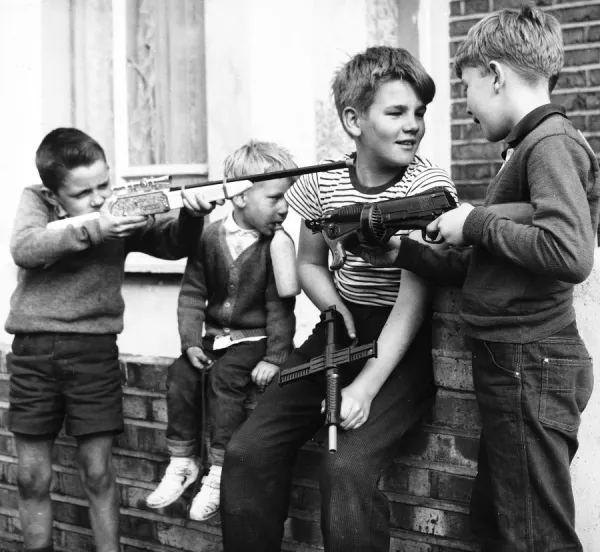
[16,462,52,500]
[79,462,114,496]
[223,432,263,476]
[321,450,376,486]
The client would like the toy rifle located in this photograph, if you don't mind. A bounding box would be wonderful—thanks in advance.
[279,306,377,453]
[306,187,534,269]
[48,159,354,229]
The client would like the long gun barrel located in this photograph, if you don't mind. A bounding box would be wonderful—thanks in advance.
[48,159,353,229]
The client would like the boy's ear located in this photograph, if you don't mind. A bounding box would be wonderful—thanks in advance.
[231,192,247,209]
[40,187,61,207]
[488,61,506,92]
[341,106,361,138]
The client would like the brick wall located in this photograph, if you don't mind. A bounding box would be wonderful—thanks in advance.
[449,0,600,206]
[0,287,482,552]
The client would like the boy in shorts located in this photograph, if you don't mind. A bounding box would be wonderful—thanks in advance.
[220,47,456,552]
[356,7,599,551]
[5,127,214,552]
[145,140,296,521]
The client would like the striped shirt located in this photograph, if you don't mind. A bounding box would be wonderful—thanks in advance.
[285,153,456,307]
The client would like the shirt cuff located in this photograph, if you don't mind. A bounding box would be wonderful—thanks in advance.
[463,206,492,245]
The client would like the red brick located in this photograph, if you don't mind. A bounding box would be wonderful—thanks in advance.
[381,463,431,497]
[433,357,474,392]
[449,18,479,37]
[123,360,169,392]
[431,471,474,504]
[432,315,469,353]
[463,0,490,16]
[390,503,472,540]
[588,24,600,42]
[450,2,464,17]
[431,391,481,431]
[564,47,600,67]
[554,5,600,24]
[557,69,587,89]
[451,162,495,181]
[451,142,503,161]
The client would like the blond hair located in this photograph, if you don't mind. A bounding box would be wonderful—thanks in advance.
[454,4,563,89]
[223,139,297,179]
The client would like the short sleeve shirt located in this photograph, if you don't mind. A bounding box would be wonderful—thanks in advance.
[285,153,456,307]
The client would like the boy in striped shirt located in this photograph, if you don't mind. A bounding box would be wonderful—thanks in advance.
[221,46,456,552]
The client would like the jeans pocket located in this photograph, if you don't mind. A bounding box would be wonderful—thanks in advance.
[481,340,521,379]
[539,356,593,432]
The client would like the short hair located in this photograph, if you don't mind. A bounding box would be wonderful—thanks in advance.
[36,127,107,193]
[332,46,436,123]
[223,139,297,180]
[454,4,564,89]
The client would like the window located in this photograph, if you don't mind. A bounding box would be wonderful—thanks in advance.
[51,0,209,272]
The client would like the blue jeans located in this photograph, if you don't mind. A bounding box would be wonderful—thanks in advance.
[221,302,436,552]
[469,322,593,552]
[165,338,267,464]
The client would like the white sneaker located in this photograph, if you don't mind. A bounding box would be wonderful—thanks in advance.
[189,464,222,521]
[146,456,200,509]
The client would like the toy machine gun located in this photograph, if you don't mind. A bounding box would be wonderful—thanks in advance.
[306,187,535,270]
[279,306,377,453]
[306,187,457,269]
[48,159,355,229]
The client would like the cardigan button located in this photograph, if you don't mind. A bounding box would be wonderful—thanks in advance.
[224,328,230,334]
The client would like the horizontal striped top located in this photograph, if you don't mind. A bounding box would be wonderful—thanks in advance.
[285,153,456,307]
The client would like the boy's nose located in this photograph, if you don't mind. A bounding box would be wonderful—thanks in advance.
[90,191,105,208]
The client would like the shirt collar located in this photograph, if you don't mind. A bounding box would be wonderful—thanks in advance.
[502,104,567,159]
[224,212,260,237]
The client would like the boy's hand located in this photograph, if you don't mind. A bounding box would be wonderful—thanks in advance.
[344,235,402,268]
[251,361,280,390]
[181,189,224,217]
[186,346,212,370]
[426,203,474,246]
[98,211,149,239]
[320,382,372,431]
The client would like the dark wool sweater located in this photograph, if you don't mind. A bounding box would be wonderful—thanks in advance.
[177,218,296,365]
[5,185,204,335]
[396,105,600,343]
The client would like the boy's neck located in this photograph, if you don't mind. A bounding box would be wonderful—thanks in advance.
[354,155,407,189]
[506,82,552,129]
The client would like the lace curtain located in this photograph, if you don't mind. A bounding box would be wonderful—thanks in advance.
[70,0,207,168]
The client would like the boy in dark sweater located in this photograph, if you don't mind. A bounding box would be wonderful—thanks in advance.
[145,140,296,521]
[5,127,213,552]
[356,7,599,552]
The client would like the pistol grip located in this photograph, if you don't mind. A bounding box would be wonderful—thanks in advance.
[321,233,347,270]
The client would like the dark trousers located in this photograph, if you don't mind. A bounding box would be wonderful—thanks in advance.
[469,322,593,552]
[165,338,267,463]
[221,302,436,552]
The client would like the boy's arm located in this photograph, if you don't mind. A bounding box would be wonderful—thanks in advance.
[10,187,104,268]
[177,244,208,352]
[297,223,357,339]
[127,208,205,260]
[338,267,431,430]
[463,135,596,284]
[263,261,296,366]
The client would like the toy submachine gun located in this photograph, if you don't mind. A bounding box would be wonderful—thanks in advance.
[306,187,457,270]
[48,159,354,229]
[279,306,377,453]
[306,188,535,270]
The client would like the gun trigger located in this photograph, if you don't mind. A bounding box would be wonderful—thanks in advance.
[422,228,444,244]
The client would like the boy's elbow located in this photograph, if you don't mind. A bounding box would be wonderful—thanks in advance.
[561,258,593,284]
